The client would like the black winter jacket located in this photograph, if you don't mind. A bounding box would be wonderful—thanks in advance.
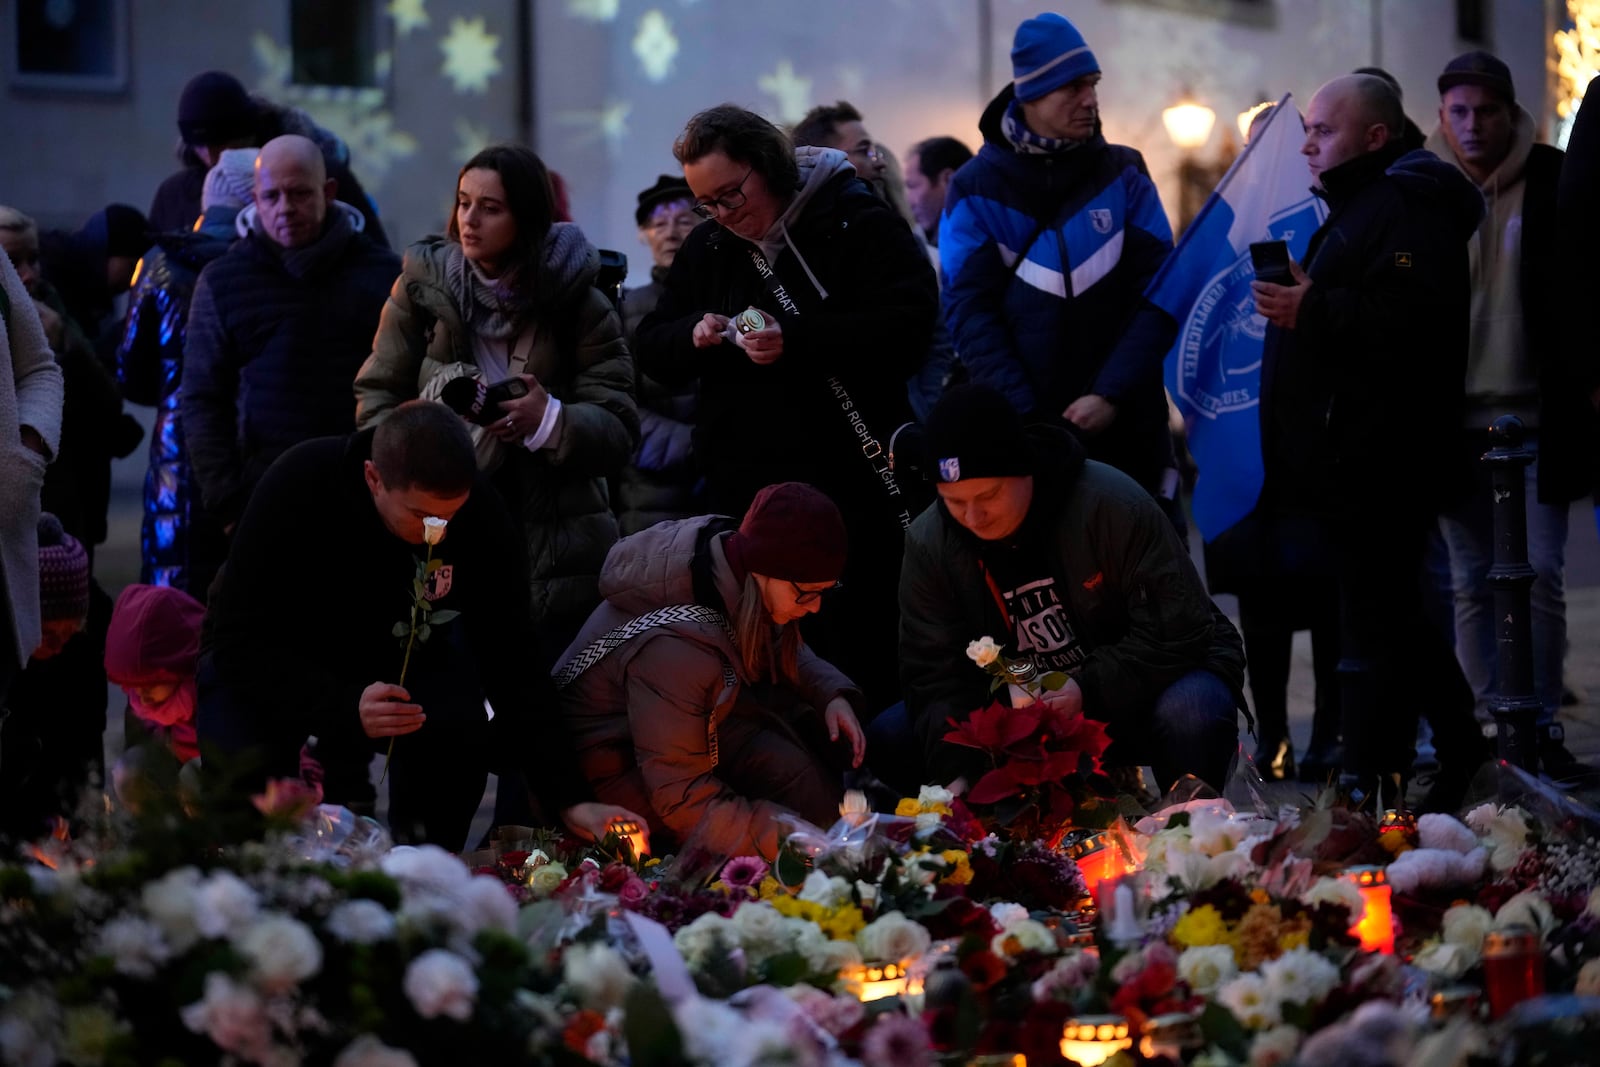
[181,207,400,525]
[1259,145,1484,515]
[899,426,1245,784]
[634,151,938,515]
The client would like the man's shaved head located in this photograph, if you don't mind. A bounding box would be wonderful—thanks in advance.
[253,134,334,248]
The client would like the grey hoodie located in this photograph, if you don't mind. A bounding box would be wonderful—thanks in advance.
[753,146,858,297]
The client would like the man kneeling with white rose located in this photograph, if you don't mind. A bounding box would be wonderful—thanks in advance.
[197,399,644,849]
[880,384,1245,797]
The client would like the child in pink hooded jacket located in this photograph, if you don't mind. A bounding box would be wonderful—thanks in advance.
[104,584,205,762]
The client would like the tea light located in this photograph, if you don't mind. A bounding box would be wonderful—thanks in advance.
[1060,1015,1132,1066]
[1064,831,1129,899]
[844,961,911,1002]
[608,818,649,859]
[1341,865,1394,954]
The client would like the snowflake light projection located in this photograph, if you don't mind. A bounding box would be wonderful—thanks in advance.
[555,100,633,156]
[455,118,494,164]
[758,60,813,125]
[633,10,679,83]
[387,0,429,37]
[568,0,620,21]
[249,34,417,189]
[440,17,502,94]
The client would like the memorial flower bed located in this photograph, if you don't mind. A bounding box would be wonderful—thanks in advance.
[5,766,1600,1066]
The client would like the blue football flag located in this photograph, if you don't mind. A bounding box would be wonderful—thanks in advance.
[1149,95,1328,543]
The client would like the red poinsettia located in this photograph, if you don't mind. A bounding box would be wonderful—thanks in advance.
[944,700,1112,806]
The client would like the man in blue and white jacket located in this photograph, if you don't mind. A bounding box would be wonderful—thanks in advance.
[941,13,1179,517]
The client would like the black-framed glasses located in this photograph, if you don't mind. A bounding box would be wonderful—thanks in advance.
[691,168,754,220]
[790,579,844,605]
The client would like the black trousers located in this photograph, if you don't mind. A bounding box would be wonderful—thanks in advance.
[1236,580,1341,747]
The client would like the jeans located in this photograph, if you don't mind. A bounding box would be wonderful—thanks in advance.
[867,670,1239,797]
[1438,441,1569,721]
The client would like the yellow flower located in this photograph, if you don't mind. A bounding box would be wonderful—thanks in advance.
[1171,904,1231,947]
[757,876,784,900]
[940,850,974,886]
[820,904,866,941]
[896,798,921,817]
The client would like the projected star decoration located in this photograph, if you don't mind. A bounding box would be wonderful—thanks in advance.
[455,118,493,163]
[759,60,812,125]
[567,0,620,21]
[633,10,679,83]
[555,100,632,155]
[440,17,502,94]
[387,0,429,36]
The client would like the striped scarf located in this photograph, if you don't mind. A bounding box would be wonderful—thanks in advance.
[1002,98,1086,157]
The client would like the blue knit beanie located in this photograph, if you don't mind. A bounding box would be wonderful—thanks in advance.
[1011,13,1100,102]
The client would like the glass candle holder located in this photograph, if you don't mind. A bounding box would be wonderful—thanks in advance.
[1060,1015,1132,1066]
[1482,925,1544,1019]
[1341,865,1395,954]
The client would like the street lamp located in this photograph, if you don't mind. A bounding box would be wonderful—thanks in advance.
[1162,102,1216,150]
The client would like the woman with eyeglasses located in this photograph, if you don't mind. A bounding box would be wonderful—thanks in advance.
[551,482,866,860]
[634,104,939,716]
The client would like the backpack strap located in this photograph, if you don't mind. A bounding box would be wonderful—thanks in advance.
[552,603,735,690]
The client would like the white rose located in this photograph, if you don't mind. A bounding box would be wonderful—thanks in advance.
[1494,891,1555,939]
[563,942,637,1012]
[1440,905,1494,956]
[1412,941,1473,981]
[732,902,795,962]
[141,867,203,952]
[674,911,736,968]
[180,972,273,1061]
[527,861,569,897]
[1248,1025,1302,1067]
[422,516,447,545]
[966,636,1001,668]
[96,914,172,978]
[193,871,261,941]
[1177,944,1238,995]
[236,914,323,994]
[403,949,478,1021]
[856,911,931,964]
[917,785,954,809]
[799,871,851,908]
[989,902,1030,930]
[1216,972,1282,1030]
[1301,877,1365,924]
[334,1035,420,1067]
[1258,947,1340,1007]
[992,919,1056,957]
[812,938,863,981]
[326,900,397,944]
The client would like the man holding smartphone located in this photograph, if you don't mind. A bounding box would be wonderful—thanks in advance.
[1251,73,1489,811]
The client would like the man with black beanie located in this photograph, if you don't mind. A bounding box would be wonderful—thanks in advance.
[881,385,1244,797]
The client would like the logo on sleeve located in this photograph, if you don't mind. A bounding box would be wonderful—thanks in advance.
[1089,208,1113,234]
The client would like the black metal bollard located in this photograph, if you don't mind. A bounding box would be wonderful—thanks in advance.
[1484,415,1541,784]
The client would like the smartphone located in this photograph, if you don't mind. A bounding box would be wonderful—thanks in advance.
[1249,240,1295,286]
[484,376,530,413]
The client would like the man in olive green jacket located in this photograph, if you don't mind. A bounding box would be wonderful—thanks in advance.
[889,385,1245,794]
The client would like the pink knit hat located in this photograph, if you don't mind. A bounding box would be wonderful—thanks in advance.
[37,514,89,622]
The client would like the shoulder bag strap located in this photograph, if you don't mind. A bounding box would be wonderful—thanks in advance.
[552,603,735,690]
[742,245,915,531]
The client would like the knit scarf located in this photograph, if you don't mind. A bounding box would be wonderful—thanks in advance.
[443,243,534,341]
[1002,98,1087,156]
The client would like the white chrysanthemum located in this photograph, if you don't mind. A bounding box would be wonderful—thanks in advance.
[1217,972,1282,1029]
[96,913,171,978]
[731,902,795,962]
[193,871,261,940]
[1495,891,1555,939]
[458,876,518,937]
[382,845,473,900]
[1177,944,1238,995]
[1417,813,1478,854]
[1248,1024,1302,1067]
[809,937,863,981]
[989,902,1029,930]
[334,1034,420,1067]
[673,911,736,968]
[674,995,747,1063]
[326,899,397,944]
[1412,941,1473,980]
[563,941,637,1012]
[798,870,852,908]
[1260,947,1340,1007]
[1300,876,1365,923]
[236,914,323,994]
[1440,904,1494,955]
[180,972,273,1061]
[141,866,204,951]
[403,949,478,1021]
[856,911,931,964]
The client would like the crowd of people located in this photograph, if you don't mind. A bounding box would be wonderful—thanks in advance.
[1,15,1597,857]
